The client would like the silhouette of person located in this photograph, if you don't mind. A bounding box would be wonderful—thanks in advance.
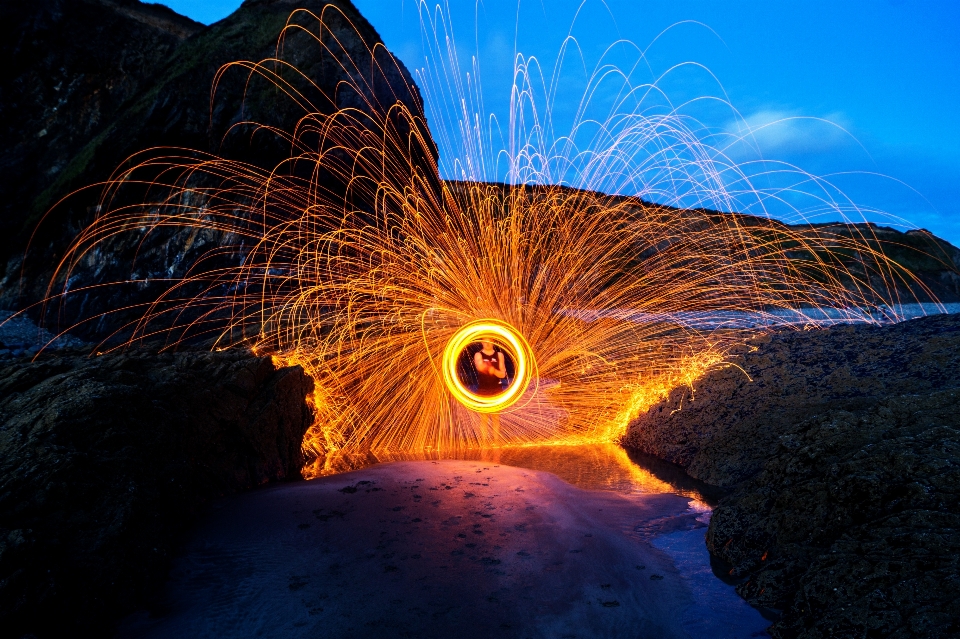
[473,337,507,443]
[474,337,507,395]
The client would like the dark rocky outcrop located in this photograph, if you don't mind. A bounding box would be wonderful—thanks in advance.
[0,0,204,279]
[708,390,960,638]
[623,314,960,487]
[623,314,960,637]
[0,0,433,343]
[0,349,315,638]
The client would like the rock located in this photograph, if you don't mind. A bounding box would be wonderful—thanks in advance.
[623,314,960,637]
[0,0,203,280]
[624,314,960,487]
[1,0,433,343]
[707,391,960,638]
[0,349,315,637]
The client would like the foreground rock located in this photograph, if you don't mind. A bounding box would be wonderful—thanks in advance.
[0,350,314,638]
[624,314,960,637]
[118,460,708,639]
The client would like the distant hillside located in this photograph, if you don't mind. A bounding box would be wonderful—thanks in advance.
[0,1,956,347]
[790,222,960,303]
[449,181,960,306]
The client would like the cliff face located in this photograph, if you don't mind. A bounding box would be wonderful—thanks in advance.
[0,0,204,279]
[0,0,434,344]
[623,314,960,637]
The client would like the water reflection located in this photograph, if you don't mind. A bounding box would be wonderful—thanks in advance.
[307,442,768,637]
[307,442,719,506]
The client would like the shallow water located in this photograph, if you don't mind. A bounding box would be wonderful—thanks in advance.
[312,443,718,502]
[311,443,771,638]
[565,301,960,329]
[653,528,772,638]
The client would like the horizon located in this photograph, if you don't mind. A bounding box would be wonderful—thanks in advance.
[155,0,960,248]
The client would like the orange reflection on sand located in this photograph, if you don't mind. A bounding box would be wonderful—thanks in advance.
[304,442,711,508]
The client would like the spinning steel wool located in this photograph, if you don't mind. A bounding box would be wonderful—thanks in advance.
[42,5,933,473]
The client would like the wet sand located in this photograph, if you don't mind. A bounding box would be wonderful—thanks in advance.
[118,460,714,638]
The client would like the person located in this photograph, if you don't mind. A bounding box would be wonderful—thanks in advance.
[474,337,507,396]
[473,337,507,443]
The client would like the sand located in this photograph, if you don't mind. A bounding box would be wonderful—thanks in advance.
[117,460,743,638]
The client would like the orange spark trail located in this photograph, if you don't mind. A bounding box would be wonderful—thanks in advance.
[34,5,940,476]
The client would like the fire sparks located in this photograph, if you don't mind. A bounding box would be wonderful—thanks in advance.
[41,6,936,471]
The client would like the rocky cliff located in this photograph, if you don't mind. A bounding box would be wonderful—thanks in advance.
[0,0,433,344]
[623,314,960,637]
[0,348,314,637]
[0,0,203,279]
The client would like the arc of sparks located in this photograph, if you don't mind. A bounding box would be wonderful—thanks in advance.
[26,4,945,477]
[441,319,537,413]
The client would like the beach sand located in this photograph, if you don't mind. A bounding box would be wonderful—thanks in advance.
[118,459,715,638]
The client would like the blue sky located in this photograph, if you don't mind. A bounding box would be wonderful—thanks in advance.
[157,1,959,246]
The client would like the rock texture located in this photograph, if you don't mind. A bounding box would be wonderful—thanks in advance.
[0,0,433,342]
[624,314,960,487]
[0,349,314,638]
[0,309,88,360]
[623,314,960,637]
[708,390,959,638]
[0,0,203,279]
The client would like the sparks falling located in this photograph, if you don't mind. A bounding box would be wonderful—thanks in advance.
[41,5,936,475]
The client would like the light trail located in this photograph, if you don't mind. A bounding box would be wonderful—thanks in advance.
[441,319,536,414]
[33,5,942,476]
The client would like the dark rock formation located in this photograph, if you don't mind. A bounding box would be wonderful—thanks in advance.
[623,314,960,487]
[0,0,433,343]
[0,349,314,638]
[0,309,88,360]
[0,0,204,279]
[709,390,959,638]
[623,314,960,637]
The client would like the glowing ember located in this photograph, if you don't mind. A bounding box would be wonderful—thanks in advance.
[40,6,938,469]
[441,319,536,413]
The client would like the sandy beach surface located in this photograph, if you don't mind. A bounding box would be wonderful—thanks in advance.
[118,458,765,638]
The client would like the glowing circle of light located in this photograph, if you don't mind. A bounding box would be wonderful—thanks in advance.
[441,319,536,413]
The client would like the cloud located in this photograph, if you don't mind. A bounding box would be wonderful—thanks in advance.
[723,109,857,157]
